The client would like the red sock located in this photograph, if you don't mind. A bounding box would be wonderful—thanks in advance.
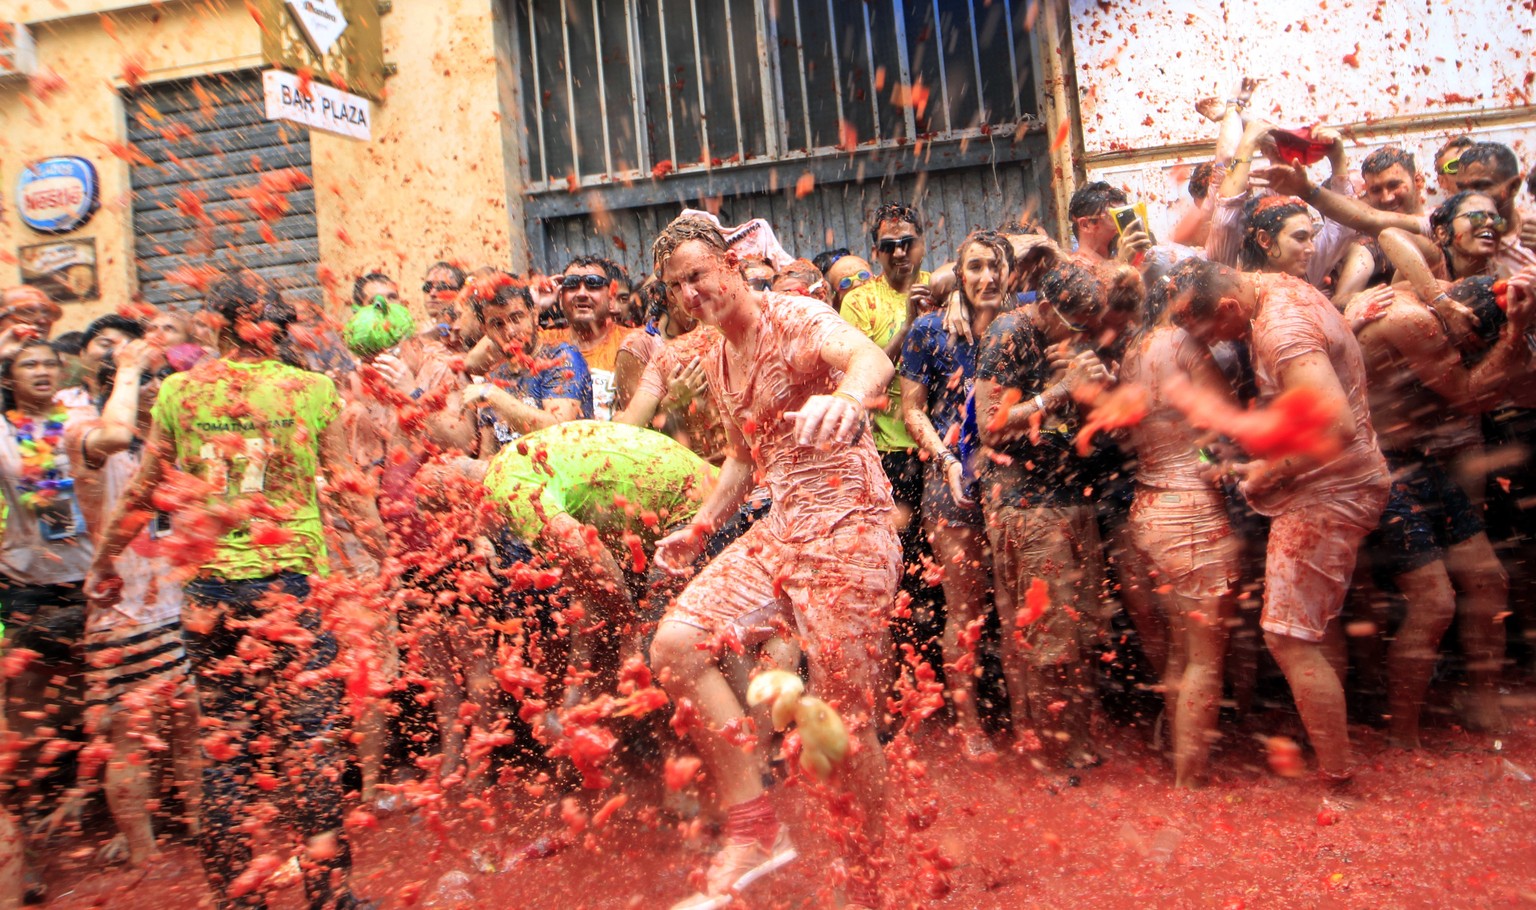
[725,794,778,845]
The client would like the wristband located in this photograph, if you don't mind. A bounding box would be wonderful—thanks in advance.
[1226,98,1247,110]
[1032,393,1047,413]
[833,390,865,410]
[940,450,960,467]
[410,387,425,401]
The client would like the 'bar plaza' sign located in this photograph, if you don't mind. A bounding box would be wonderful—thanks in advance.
[262,69,371,141]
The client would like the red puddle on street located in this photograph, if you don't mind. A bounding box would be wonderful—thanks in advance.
[39,690,1536,909]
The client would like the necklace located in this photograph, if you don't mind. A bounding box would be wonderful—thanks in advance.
[7,408,71,514]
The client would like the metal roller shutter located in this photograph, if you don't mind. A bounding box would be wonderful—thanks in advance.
[125,70,319,309]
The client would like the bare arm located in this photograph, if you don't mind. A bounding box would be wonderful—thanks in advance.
[1330,244,1378,311]
[790,316,896,448]
[319,418,387,562]
[465,383,580,435]
[613,348,646,413]
[1387,301,1528,413]
[653,422,755,575]
[1241,350,1356,492]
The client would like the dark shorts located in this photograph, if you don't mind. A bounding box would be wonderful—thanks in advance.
[880,448,924,510]
[0,581,86,662]
[1370,449,1485,580]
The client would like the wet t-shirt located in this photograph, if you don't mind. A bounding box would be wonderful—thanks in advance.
[484,342,594,445]
[974,311,1110,507]
[900,311,977,460]
[482,420,712,543]
[635,327,729,463]
[1248,272,1389,516]
[66,428,182,633]
[702,293,893,542]
[842,276,927,451]
[1121,325,1219,491]
[575,325,634,420]
[152,358,339,580]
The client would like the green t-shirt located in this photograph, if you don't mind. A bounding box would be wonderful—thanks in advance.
[151,359,340,580]
[840,272,927,451]
[482,420,713,544]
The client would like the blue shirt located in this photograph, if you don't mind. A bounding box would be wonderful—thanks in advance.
[899,311,977,459]
[484,342,593,445]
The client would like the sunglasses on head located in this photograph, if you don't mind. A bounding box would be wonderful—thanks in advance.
[746,277,772,292]
[1458,210,1507,232]
[876,235,919,255]
[561,274,610,291]
[837,270,873,291]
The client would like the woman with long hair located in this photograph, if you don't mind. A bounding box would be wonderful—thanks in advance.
[899,230,1011,758]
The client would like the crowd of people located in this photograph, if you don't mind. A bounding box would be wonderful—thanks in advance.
[2,77,1536,909]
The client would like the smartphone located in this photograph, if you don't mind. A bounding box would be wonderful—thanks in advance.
[1110,202,1151,237]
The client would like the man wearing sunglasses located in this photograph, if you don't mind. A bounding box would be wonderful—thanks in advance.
[841,203,931,518]
[557,256,634,420]
[1434,136,1474,197]
[825,254,874,312]
[419,260,479,356]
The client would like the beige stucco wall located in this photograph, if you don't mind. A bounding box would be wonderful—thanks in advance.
[0,0,522,333]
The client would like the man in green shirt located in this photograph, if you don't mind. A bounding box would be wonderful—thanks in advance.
[89,270,385,910]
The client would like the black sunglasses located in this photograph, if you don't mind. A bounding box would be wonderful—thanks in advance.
[876,235,919,255]
[561,274,610,291]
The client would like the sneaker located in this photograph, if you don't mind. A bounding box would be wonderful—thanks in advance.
[668,826,797,910]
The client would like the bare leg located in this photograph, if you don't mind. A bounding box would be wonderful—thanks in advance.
[1108,521,1168,678]
[461,647,499,792]
[927,520,990,750]
[1445,533,1512,733]
[359,637,398,803]
[651,622,765,808]
[1171,593,1231,787]
[1385,562,1456,749]
[168,687,202,836]
[419,624,467,781]
[1266,631,1352,778]
[103,706,157,866]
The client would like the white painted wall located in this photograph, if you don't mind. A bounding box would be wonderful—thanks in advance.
[1069,0,1536,240]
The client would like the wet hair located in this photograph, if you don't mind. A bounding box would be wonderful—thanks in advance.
[1188,162,1217,203]
[0,341,62,413]
[1361,145,1417,178]
[812,248,851,275]
[868,203,923,245]
[207,269,296,346]
[652,215,729,275]
[563,255,624,283]
[1447,275,1505,357]
[1038,262,1105,321]
[1436,135,1473,164]
[424,261,466,289]
[1527,165,1536,199]
[1161,257,1241,329]
[52,331,84,357]
[955,230,1016,307]
[465,271,530,320]
[81,313,144,350]
[774,259,824,292]
[1239,195,1311,271]
[1429,191,1497,279]
[1068,182,1128,234]
[1458,142,1521,182]
[351,271,395,308]
[638,275,669,326]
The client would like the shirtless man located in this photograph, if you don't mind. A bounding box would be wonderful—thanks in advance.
[647,215,898,910]
[1171,266,1389,781]
[1344,273,1535,741]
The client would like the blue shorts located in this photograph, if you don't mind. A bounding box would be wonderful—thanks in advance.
[1369,450,1484,580]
